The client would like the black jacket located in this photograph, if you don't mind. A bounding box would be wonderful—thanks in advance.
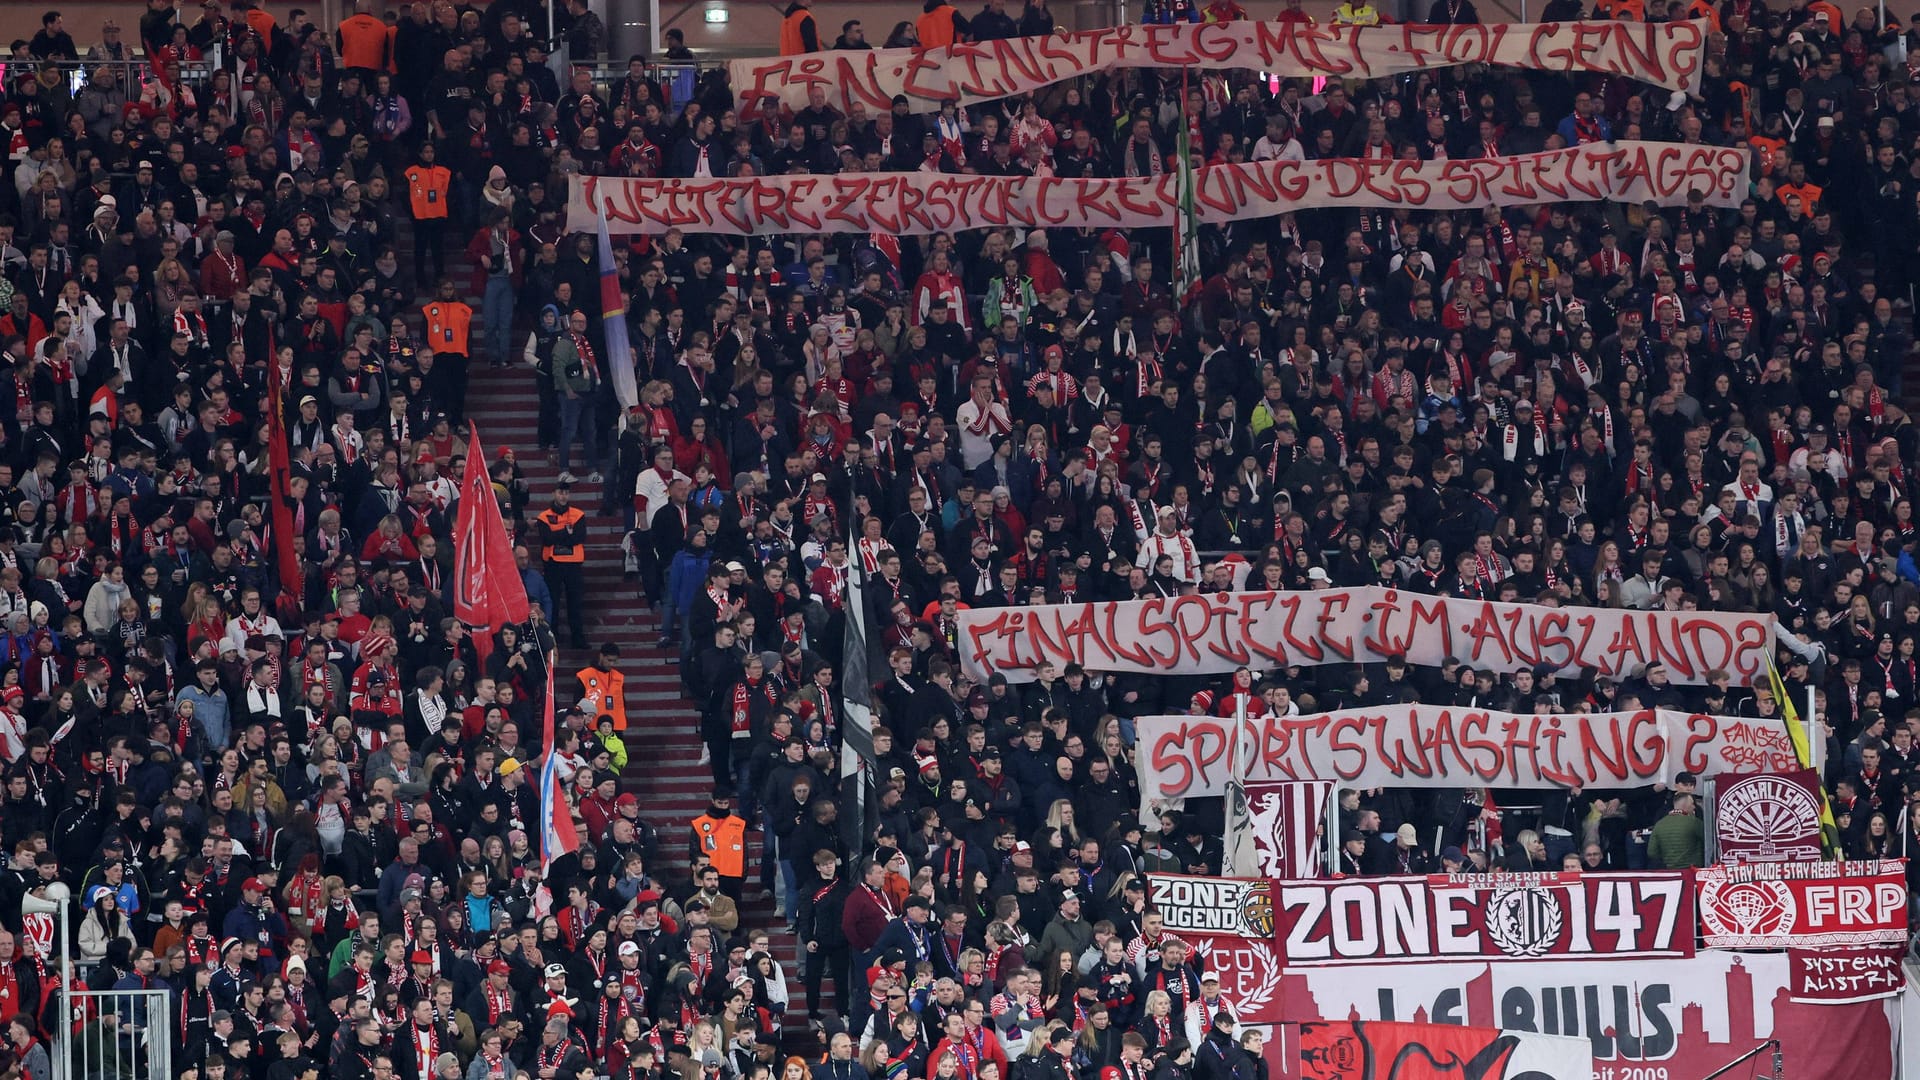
[798,875,851,951]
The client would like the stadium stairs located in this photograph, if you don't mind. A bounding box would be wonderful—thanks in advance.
[427,238,821,1043]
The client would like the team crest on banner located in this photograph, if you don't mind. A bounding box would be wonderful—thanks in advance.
[1695,861,1907,948]
[1229,780,1332,878]
[1190,936,1285,1024]
[1711,771,1825,863]
[21,912,52,957]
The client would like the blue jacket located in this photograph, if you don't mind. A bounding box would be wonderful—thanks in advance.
[521,566,555,622]
[666,548,711,615]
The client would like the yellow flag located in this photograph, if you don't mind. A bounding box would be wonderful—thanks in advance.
[1766,657,1841,857]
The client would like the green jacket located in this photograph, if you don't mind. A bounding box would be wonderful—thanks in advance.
[1646,811,1705,869]
[550,334,599,395]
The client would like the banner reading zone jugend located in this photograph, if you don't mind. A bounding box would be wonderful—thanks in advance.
[729,20,1709,114]
[572,143,1747,236]
[957,587,1773,685]
[1136,707,1802,816]
[1277,873,1695,964]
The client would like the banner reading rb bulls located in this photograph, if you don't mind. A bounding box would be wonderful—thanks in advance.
[1297,1021,1593,1080]
[1695,860,1907,948]
[1278,873,1695,964]
[1275,953,1895,1080]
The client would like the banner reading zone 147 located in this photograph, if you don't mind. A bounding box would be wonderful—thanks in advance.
[1278,872,1695,964]
[958,587,1774,685]
[573,143,1747,236]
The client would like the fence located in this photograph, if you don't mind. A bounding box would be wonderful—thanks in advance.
[572,61,716,114]
[52,988,175,1080]
[0,57,218,96]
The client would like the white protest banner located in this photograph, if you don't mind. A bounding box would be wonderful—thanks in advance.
[957,586,1774,686]
[1136,707,1803,821]
[729,20,1709,114]
[571,142,1748,236]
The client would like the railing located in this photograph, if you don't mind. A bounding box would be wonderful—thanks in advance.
[573,61,720,114]
[53,988,175,1080]
[0,56,218,97]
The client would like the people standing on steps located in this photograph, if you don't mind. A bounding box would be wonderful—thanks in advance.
[549,310,605,485]
[536,482,590,650]
[468,207,522,372]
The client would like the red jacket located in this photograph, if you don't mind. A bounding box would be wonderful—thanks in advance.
[840,883,895,954]
[465,226,524,295]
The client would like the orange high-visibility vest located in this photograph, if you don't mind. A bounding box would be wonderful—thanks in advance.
[917,4,959,47]
[337,13,391,70]
[577,666,629,731]
[404,164,451,220]
[423,301,471,355]
[692,813,746,877]
[779,7,817,54]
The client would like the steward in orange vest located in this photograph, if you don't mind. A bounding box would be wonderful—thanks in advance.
[577,645,629,732]
[690,791,747,884]
[779,0,820,54]
[917,0,966,47]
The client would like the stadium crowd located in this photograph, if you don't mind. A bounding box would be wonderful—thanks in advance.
[0,2,1910,1080]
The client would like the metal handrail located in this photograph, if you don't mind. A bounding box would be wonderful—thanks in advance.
[0,56,219,95]
[571,60,721,113]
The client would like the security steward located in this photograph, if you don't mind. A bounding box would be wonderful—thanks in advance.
[689,788,747,902]
[403,142,451,288]
[779,0,819,54]
[536,482,589,649]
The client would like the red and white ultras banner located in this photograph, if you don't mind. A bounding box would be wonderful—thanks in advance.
[1297,1020,1593,1080]
[1229,780,1332,879]
[1695,860,1908,948]
[1710,770,1826,863]
[1278,872,1696,964]
[574,143,1747,236]
[730,20,1710,113]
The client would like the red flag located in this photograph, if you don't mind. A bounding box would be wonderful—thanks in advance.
[453,423,531,629]
[264,362,303,616]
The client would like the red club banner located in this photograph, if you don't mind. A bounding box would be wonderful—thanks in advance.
[1230,780,1332,879]
[728,20,1709,114]
[1787,946,1906,1004]
[1711,770,1827,863]
[956,588,1773,686]
[1277,873,1695,964]
[1190,935,1287,1026]
[1137,707,1802,819]
[1695,860,1908,949]
[1297,1020,1593,1080]
[572,143,1748,236]
[1273,953,1896,1080]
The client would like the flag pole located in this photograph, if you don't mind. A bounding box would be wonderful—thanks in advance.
[1177,61,1188,304]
